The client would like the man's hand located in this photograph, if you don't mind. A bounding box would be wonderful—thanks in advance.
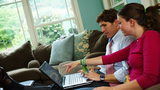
[78,67,100,75]
[78,69,85,75]
[84,69,101,81]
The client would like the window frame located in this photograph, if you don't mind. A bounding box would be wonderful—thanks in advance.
[102,0,126,10]
[141,0,154,8]
[110,0,127,9]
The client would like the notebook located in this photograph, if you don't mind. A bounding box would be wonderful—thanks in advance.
[39,61,93,89]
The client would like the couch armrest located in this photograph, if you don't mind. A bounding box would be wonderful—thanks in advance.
[84,52,106,59]
[28,60,40,68]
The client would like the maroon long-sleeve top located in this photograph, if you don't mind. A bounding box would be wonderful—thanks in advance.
[102,30,160,89]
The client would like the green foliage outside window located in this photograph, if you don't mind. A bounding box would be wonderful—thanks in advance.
[114,3,124,11]
[36,14,78,44]
[115,0,123,3]
[36,15,64,44]
[155,0,159,4]
[0,5,24,50]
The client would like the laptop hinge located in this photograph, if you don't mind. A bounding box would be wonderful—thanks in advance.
[62,76,65,86]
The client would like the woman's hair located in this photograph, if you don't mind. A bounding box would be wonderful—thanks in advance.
[118,3,160,32]
[96,8,118,23]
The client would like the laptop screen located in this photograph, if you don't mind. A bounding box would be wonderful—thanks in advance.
[39,61,62,87]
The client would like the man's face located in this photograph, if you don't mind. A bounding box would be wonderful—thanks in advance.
[99,20,119,38]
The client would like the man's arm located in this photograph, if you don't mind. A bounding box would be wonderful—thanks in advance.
[114,62,129,83]
[103,74,121,83]
[84,69,120,83]
[113,36,136,83]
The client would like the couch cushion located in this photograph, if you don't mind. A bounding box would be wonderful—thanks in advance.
[8,68,41,82]
[74,30,90,60]
[49,35,74,65]
[0,41,34,71]
[84,52,106,59]
[33,43,52,65]
[28,60,40,68]
[89,30,108,53]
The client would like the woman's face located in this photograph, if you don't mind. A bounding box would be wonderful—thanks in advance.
[117,15,132,36]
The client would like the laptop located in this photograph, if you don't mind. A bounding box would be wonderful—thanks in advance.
[39,61,93,89]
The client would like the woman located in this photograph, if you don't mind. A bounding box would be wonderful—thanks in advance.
[63,3,160,90]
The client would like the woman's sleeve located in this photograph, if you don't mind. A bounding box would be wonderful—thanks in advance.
[136,31,160,89]
[102,45,130,65]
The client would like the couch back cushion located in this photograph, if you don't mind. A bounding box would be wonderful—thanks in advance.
[89,30,108,53]
[33,43,52,65]
[33,30,108,65]
[0,41,34,71]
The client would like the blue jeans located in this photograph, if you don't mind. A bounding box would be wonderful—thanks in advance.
[74,87,95,90]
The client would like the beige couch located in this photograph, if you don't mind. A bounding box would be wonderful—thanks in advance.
[0,30,108,85]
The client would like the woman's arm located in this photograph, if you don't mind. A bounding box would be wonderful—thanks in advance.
[63,45,130,73]
[62,56,103,73]
[102,45,130,64]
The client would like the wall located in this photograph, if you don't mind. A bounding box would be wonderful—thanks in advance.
[77,0,104,31]
[77,0,142,31]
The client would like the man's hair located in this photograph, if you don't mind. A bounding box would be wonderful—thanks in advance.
[96,8,118,23]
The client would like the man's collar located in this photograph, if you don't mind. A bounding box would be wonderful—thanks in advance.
[109,30,122,42]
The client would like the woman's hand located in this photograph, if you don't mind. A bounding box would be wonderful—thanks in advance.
[93,86,115,90]
[78,67,100,75]
[84,69,101,81]
[62,60,80,73]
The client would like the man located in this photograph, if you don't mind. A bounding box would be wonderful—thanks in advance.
[0,9,136,90]
[78,9,135,86]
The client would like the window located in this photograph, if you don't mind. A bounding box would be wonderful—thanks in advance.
[29,0,79,44]
[0,0,83,53]
[110,0,127,11]
[153,0,160,4]
[0,0,30,52]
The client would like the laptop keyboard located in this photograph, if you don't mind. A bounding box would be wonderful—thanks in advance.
[69,73,85,84]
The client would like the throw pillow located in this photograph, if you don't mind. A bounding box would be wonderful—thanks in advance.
[49,35,74,65]
[74,30,90,60]
[89,30,108,53]
[33,43,52,65]
[0,41,34,71]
